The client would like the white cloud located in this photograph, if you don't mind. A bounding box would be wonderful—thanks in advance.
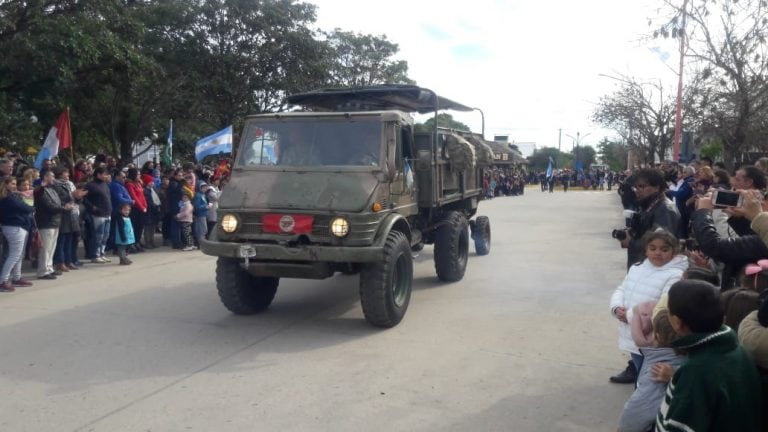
[309,0,680,157]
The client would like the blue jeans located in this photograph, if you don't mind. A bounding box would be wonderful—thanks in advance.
[0,226,27,282]
[53,232,73,265]
[92,216,111,258]
[631,352,644,375]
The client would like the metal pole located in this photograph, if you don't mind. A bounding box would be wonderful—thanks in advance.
[558,128,562,152]
[673,0,688,162]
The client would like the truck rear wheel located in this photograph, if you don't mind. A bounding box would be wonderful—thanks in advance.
[434,211,469,282]
[359,230,413,328]
[216,257,279,314]
[472,216,491,256]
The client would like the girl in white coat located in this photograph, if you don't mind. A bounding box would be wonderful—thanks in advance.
[609,230,688,383]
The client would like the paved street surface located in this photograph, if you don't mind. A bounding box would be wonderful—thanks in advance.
[1,188,634,431]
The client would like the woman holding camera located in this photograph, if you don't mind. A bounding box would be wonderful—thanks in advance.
[618,168,680,269]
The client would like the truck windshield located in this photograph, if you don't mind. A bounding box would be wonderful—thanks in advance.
[238,118,382,167]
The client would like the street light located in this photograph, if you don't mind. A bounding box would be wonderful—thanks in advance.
[565,132,591,170]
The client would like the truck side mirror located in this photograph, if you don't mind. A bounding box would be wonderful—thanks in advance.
[386,159,396,181]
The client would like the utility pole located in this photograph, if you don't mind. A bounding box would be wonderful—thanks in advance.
[673,0,689,162]
[558,128,562,152]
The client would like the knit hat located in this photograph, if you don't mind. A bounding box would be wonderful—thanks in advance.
[141,174,154,186]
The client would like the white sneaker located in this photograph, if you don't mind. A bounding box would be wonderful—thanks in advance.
[92,257,105,264]
[182,246,195,251]
[102,256,112,263]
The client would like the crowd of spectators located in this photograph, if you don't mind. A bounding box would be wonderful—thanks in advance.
[609,157,768,431]
[0,151,226,291]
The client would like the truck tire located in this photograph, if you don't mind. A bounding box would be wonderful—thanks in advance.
[434,211,469,282]
[216,257,279,314]
[359,230,413,327]
[472,216,491,256]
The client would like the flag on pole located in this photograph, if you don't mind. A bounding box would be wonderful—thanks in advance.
[35,110,71,169]
[162,119,173,168]
[546,156,554,178]
[195,125,232,162]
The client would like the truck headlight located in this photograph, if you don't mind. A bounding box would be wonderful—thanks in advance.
[221,214,239,233]
[330,217,350,237]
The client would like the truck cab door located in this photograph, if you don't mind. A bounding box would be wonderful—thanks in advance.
[388,123,416,203]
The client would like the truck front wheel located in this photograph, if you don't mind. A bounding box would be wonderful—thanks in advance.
[359,230,413,327]
[434,211,469,282]
[216,257,279,314]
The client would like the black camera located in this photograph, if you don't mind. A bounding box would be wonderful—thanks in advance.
[611,229,628,241]
[681,238,699,251]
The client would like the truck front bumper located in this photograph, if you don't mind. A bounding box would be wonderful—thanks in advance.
[200,239,384,263]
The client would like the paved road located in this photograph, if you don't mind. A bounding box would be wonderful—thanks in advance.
[1,188,633,431]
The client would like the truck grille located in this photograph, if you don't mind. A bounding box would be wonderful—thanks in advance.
[224,213,332,243]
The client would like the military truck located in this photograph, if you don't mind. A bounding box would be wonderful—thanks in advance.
[201,85,493,327]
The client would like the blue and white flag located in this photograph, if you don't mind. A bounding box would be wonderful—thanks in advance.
[546,156,554,178]
[195,125,232,161]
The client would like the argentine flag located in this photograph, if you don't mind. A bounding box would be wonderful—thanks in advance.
[35,110,71,169]
[195,125,233,162]
[546,156,554,178]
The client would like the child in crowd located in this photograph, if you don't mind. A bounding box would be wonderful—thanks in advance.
[141,174,160,248]
[656,280,762,431]
[192,182,210,247]
[609,230,688,384]
[176,191,194,251]
[618,310,685,432]
[113,203,135,265]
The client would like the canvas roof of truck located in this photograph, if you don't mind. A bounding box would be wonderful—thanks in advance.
[285,85,474,114]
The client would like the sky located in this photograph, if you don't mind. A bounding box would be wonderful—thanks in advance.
[308,0,681,157]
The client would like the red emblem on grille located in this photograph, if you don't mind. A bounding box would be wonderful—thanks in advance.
[263,214,313,234]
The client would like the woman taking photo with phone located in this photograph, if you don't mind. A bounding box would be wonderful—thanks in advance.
[691,190,768,290]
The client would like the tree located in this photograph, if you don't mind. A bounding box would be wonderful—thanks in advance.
[572,145,597,169]
[596,137,629,171]
[527,147,564,172]
[592,75,676,164]
[417,113,470,132]
[324,29,414,87]
[653,0,768,167]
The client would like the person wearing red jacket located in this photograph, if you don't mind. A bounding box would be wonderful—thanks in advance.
[125,168,148,252]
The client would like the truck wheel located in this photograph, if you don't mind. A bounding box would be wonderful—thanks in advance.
[472,216,491,256]
[359,230,413,327]
[434,211,469,282]
[216,257,279,314]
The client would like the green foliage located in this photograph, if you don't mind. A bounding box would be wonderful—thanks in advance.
[572,145,596,169]
[527,147,562,171]
[415,113,470,133]
[324,29,415,87]
[699,140,724,160]
[0,0,414,163]
[596,137,628,171]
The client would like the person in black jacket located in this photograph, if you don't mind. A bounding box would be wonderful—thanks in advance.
[691,192,768,291]
[34,169,71,279]
[83,167,112,263]
[0,176,35,291]
[617,168,681,268]
[166,169,184,248]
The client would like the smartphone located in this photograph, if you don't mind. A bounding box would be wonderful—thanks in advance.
[712,190,743,208]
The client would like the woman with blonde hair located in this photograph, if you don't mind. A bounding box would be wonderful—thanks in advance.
[0,176,35,291]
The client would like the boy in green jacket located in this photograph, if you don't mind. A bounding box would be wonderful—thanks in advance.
[656,279,762,432]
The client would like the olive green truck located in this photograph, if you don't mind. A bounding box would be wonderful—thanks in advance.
[201,85,493,327]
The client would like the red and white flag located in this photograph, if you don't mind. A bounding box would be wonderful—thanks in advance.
[35,109,71,169]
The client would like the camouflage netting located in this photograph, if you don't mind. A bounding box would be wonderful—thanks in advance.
[445,133,476,172]
[465,136,495,166]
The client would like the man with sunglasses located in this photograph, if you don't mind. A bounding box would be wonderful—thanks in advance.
[617,168,680,269]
